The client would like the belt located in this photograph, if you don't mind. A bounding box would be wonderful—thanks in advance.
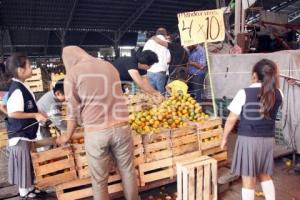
[153,71,166,74]
[148,71,166,74]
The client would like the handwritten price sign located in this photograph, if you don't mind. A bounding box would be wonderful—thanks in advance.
[177,9,225,46]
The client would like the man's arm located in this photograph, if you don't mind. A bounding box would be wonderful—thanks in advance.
[151,36,169,48]
[188,47,206,70]
[128,69,160,96]
[220,112,239,150]
[188,60,204,70]
[56,119,77,144]
[56,77,80,145]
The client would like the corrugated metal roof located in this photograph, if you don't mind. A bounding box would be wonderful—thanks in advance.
[0,0,299,56]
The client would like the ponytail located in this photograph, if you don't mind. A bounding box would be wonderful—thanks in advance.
[252,59,279,119]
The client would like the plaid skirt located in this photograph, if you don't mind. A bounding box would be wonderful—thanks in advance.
[8,140,34,188]
[231,135,274,177]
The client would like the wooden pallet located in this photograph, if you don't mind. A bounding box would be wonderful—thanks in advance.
[139,151,203,186]
[31,145,77,189]
[176,156,218,200]
[0,129,8,149]
[141,129,173,162]
[50,73,65,89]
[170,126,199,156]
[25,68,49,92]
[30,68,42,77]
[25,80,45,92]
[55,169,140,200]
[55,175,124,200]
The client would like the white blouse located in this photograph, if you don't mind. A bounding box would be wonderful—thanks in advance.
[228,83,283,115]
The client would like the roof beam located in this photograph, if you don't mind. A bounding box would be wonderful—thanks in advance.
[288,9,300,22]
[62,0,79,44]
[98,32,114,43]
[117,0,155,42]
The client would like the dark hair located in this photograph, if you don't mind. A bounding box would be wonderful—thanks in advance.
[53,79,64,95]
[156,27,168,36]
[252,59,279,119]
[176,68,188,81]
[6,53,28,78]
[137,50,158,66]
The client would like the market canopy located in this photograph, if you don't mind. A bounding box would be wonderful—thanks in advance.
[0,0,299,56]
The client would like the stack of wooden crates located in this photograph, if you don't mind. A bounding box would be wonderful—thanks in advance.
[30,117,227,200]
[138,117,227,186]
[25,68,50,92]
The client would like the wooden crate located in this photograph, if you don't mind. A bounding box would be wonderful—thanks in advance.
[176,156,218,200]
[72,134,143,179]
[55,176,123,200]
[72,143,89,179]
[202,147,228,164]
[31,144,77,189]
[25,80,45,92]
[195,118,223,151]
[141,129,172,162]
[56,178,92,200]
[50,73,65,89]
[132,134,144,166]
[72,143,117,179]
[0,129,8,148]
[25,68,49,92]
[56,170,140,200]
[139,151,203,186]
[170,126,199,156]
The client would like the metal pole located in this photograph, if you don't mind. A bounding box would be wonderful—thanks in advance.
[204,41,217,117]
[234,0,242,41]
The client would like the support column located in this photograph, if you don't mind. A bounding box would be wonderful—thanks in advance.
[234,0,242,42]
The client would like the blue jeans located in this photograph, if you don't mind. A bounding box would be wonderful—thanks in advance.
[188,73,206,103]
[147,71,167,94]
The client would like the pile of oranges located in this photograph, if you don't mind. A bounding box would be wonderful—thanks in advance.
[129,93,209,134]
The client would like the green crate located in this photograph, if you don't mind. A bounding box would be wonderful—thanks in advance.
[216,97,233,119]
[275,120,286,145]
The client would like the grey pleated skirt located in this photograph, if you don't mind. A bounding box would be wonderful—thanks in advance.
[231,135,274,177]
[8,140,34,188]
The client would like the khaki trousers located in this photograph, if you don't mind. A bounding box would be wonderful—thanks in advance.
[84,125,139,200]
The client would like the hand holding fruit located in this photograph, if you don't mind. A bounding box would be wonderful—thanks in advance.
[153,92,164,104]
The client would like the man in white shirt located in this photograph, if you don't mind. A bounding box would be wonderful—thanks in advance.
[143,28,171,94]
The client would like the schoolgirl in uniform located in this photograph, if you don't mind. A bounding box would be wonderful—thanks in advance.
[6,53,48,199]
[221,59,283,200]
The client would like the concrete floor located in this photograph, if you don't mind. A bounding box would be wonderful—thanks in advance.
[1,134,299,200]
